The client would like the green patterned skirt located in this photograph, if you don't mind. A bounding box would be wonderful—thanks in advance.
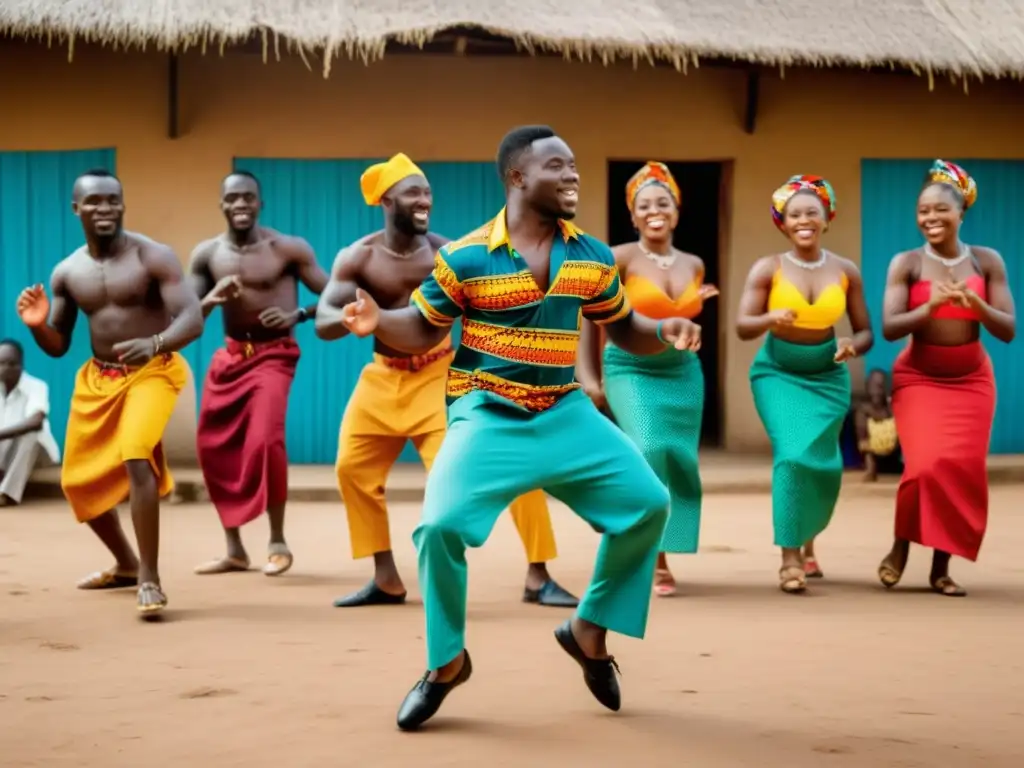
[750,334,850,548]
[603,345,703,553]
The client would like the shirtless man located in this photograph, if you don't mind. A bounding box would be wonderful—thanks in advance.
[16,169,204,617]
[190,171,329,577]
[317,152,578,608]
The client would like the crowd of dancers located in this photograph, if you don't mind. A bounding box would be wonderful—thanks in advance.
[12,124,1016,730]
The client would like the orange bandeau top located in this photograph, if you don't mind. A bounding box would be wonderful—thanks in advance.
[623,274,704,320]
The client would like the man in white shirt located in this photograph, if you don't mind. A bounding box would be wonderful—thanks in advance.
[0,339,60,505]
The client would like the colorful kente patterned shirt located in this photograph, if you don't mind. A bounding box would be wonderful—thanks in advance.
[411,207,632,412]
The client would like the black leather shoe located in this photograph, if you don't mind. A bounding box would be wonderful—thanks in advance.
[333,581,407,608]
[554,619,621,711]
[396,650,473,731]
[523,580,579,608]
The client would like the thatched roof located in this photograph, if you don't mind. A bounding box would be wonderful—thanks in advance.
[2,1,1023,81]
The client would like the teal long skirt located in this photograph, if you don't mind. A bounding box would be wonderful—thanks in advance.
[603,345,703,553]
[749,334,851,548]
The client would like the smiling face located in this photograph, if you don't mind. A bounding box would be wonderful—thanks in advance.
[782,190,827,249]
[383,175,432,236]
[221,174,261,233]
[73,175,125,240]
[631,184,678,245]
[917,183,963,248]
[512,136,580,219]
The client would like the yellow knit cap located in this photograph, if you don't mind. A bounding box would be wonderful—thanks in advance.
[360,153,426,206]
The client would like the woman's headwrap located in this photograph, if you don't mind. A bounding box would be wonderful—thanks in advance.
[925,159,977,210]
[626,161,681,210]
[360,152,426,206]
[770,175,837,231]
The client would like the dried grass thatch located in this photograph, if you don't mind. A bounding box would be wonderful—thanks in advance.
[2,0,1024,81]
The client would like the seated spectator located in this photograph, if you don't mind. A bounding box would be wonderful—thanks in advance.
[0,339,60,505]
[854,368,902,482]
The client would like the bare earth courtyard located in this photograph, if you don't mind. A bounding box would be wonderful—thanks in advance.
[1,488,1022,768]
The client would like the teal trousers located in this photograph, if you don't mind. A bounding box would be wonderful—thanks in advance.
[413,389,670,669]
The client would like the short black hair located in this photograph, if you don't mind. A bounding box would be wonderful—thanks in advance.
[0,338,24,363]
[496,125,556,182]
[73,169,121,199]
[225,170,261,193]
[81,168,117,180]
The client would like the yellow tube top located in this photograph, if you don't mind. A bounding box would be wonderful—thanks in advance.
[767,270,849,330]
[624,275,703,320]
[866,417,898,456]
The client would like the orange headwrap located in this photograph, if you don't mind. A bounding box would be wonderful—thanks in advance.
[360,153,426,206]
[625,161,681,210]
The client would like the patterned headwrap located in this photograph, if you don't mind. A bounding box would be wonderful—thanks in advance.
[360,152,426,206]
[770,175,837,231]
[626,161,681,210]
[925,159,977,210]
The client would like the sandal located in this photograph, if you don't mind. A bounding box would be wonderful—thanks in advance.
[878,557,904,589]
[194,556,250,575]
[652,568,677,597]
[779,565,806,594]
[803,558,823,579]
[931,576,967,597]
[262,543,293,577]
[137,582,168,617]
[77,568,138,590]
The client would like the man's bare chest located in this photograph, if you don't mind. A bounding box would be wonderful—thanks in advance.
[67,254,153,312]
[361,253,434,305]
[210,246,291,289]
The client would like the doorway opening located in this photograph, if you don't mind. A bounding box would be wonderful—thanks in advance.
[606,160,725,447]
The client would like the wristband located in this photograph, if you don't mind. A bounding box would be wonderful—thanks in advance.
[297,307,309,323]
[655,320,666,344]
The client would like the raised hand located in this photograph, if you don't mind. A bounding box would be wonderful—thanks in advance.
[204,275,242,306]
[16,284,50,328]
[341,288,381,338]
[834,337,857,362]
[660,317,702,351]
[767,308,797,329]
[698,284,720,301]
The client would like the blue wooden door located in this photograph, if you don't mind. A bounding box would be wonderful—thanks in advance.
[0,148,117,453]
[189,159,506,464]
[860,159,1024,453]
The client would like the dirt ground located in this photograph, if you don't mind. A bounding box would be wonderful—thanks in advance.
[2,487,1023,768]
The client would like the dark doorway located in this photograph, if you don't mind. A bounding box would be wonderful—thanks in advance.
[606,160,724,447]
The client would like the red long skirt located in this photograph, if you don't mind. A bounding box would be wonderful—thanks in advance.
[891,341,995,561]
[197,338,299,529]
